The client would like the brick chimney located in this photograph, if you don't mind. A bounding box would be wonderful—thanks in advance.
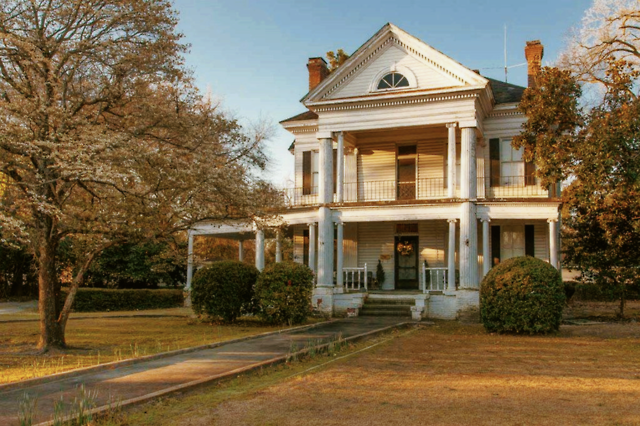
[307,57,329,92]
[524,40,544,88]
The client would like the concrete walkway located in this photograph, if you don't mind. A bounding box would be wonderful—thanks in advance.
[0,317,410,425]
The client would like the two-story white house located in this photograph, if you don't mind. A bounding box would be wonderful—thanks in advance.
[187,23,561,320]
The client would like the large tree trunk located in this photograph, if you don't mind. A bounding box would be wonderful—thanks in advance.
[37,230,65,351]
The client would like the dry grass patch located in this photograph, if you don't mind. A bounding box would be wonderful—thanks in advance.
[564,300,640,321]
[0,315,315,384]
[107,321,640,426]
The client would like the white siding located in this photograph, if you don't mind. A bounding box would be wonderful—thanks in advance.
[357,222,394,289]
[418,221,446,267]
[416,129,447,199]
[329,44,463,100]
[357,143,396,201]
[343,222,358,268]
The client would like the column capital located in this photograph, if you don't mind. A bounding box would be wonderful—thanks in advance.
[307,222,317,227]
[334,220,343,226]
[316,131,333,140]
[480,217,491,223]
[447,218,458,224]
[547,218,559,223]
[446,122,458,129]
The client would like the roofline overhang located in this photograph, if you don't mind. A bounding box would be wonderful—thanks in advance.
[302,23,489,104]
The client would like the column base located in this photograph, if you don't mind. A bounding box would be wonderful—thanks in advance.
[312,286,335,315]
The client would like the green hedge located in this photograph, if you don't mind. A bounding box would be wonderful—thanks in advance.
[191,261,259,322]
[255,262,314,325]
[480,256,565,334]
[60,288,184,312]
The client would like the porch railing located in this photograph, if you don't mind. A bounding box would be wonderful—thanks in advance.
[421,266,448,293]
[283,186,318,207]
[343,264,368,292]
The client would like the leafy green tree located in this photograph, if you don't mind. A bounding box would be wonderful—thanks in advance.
[514,61,640,317]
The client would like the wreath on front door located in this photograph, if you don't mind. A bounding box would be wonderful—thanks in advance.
[397,241,414,256]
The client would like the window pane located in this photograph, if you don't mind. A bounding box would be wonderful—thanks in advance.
[500,140,512,161]
[501,163,512,178]
[515,162,524,177]
[311,151,319,172]
[377,79,390,89]
[384,74,394,86]
[395,75,409,87]
[512,146,523,162]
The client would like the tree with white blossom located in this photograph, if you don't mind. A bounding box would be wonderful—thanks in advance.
[0,0,281,351]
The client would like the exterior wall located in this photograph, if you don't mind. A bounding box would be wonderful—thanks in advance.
[357,222,395,289]
[328,44,462,100]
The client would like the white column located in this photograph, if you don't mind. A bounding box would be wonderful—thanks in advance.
[337,132,344,203]
[308,223,316,272]
[275,230,282,263]
[548,218,558,269]
[238,240,244,262]
[318,135,334,204]
[186,230,194,290]
[336,222,344,288]
[447,123,457,198]
[447,219,457,291]
[459,127,478,289]
[255,229,265,271]
[316,207,334,287]
[482,218,491,278]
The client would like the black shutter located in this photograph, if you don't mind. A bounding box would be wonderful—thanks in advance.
[302,151,311,195]
[491,225,501,266]
[525,225,535,257]
[490,138,500,187]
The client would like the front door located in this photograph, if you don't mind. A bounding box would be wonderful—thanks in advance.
[395,235,419,290]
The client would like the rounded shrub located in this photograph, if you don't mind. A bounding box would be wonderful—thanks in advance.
[191,261,259,322]
[255,262,314,325]
[480,256,565,334]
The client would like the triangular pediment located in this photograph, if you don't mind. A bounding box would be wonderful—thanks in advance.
[304,24,488,104]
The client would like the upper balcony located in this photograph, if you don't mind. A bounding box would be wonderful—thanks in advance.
[284,175,550,207]
[283,125,554,208]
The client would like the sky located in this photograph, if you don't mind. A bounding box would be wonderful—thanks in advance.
[171,0,592,186]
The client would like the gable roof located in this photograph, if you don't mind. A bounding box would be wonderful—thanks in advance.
[488,78,526,104]
[303,23,489,104]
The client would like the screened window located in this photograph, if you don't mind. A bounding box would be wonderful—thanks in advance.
[377,72,410,90]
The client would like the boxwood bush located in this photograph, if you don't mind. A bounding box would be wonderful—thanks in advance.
[255,262,314,325]
[60,288,183,312]
[480,256,565,334]
[191,261,259,322]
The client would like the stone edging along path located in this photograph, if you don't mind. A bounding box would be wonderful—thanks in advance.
[34,319,414,426]
[0,319,337,394]
[0,314,188,324]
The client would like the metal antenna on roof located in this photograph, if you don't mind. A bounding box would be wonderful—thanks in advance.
[504,24,508,83]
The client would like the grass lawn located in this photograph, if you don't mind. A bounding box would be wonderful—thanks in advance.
[102,321,640,426]
[0,313,318,384]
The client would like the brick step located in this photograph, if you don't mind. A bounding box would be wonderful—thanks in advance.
[364,298,416,305]
[361,304,412,312]
[359,309,412,317]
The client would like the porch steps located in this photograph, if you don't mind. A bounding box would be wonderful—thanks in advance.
[360,297,413,317]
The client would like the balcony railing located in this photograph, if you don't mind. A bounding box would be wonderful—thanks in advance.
[283,176,549,207]
[481,176,548,198]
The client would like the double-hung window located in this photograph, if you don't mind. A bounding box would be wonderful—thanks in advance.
[500,139,525,186]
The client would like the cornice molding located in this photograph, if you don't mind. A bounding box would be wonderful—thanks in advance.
[313,92,478,113]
